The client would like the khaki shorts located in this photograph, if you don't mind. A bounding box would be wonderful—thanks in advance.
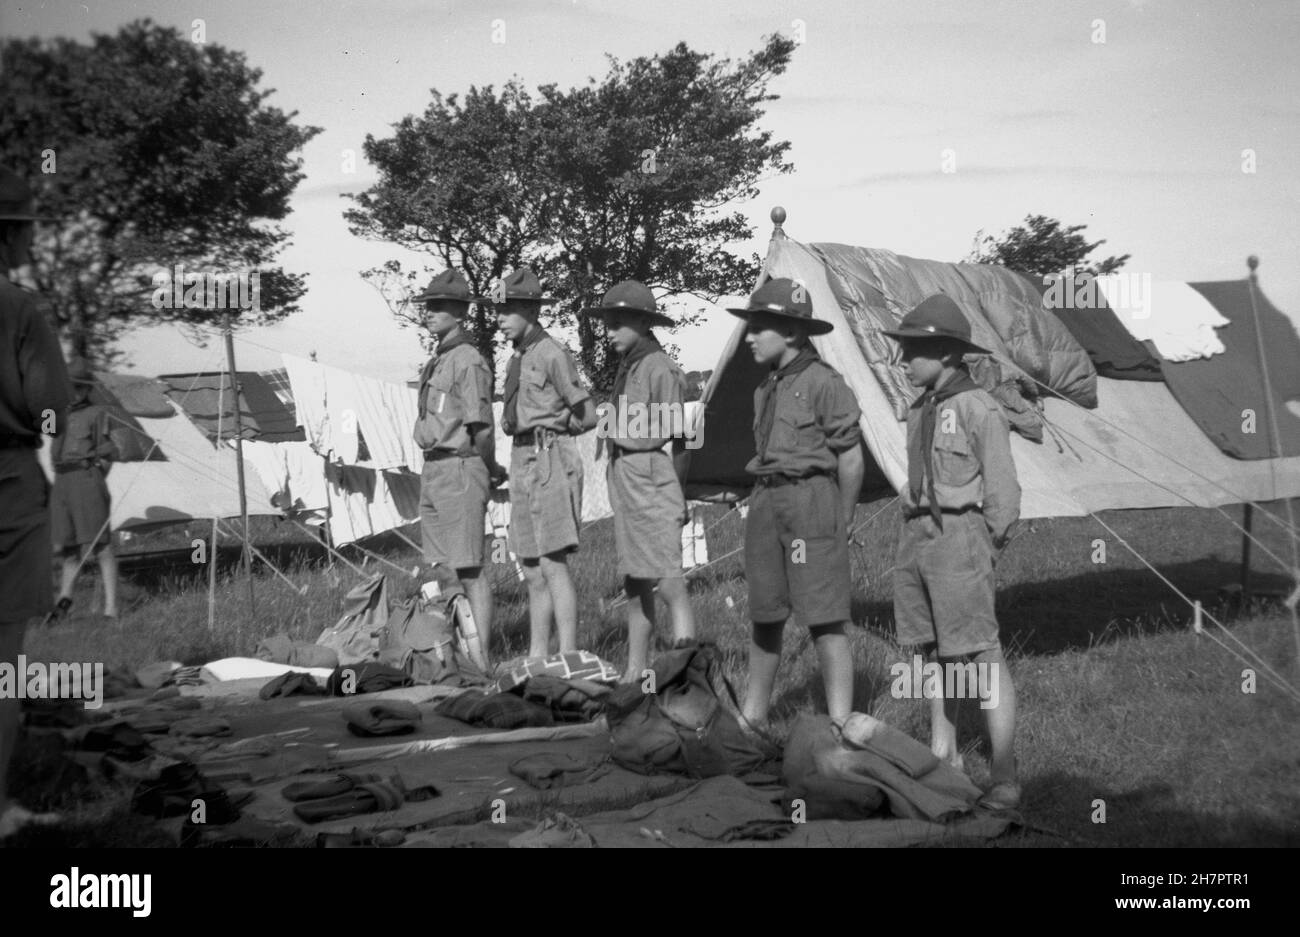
[419,455,489,569]
[609,449,685,581]
[744,474,850,627]
[51,466,111,552]
[509,435,583,559]
[893,511,1001,656]
[0,449,53,622]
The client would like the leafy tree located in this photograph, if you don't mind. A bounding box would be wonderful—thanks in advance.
[0,20,321,360]
[968,214,1129,279]
[348,35,795,386]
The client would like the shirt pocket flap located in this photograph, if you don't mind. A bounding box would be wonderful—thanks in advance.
[933,428,971,456]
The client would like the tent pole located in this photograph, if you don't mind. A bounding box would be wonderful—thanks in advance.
[222,312,256,617]
[321,456,337,572]
[1241,503,1253,604]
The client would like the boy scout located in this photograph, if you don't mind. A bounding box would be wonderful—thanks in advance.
[496,268,597,658]
[0,166,69,838]
[412,269,505,665]
[580,280,695,681]
[727,278,864,726]
[48,356,120,621]
[882,293,1022,811]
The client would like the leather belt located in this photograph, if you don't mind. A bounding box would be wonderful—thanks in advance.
[753,471,826,489]
[904,505,981,519]
[512,428,561,449]
[422,450,463,462]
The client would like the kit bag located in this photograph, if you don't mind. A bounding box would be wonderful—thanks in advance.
[604,642,769,778]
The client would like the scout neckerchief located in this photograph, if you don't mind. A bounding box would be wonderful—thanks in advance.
[908,367,980,529]
[604,333,662,456]
[501,326,548,435]
[420,329,472,415]
[755,345,820,463]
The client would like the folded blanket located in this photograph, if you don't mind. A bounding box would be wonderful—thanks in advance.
[259,671,325,700]
[509,752,610,790]
[435,690,554,730]
[342,700,422,737]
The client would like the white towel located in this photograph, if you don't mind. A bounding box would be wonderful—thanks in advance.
[1102,277,1228,362]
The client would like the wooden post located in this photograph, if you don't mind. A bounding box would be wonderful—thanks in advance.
[1241,502,1253,605]
[222,313,256,616]
[208,517,218,633]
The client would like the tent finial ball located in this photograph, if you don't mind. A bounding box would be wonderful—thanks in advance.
[771,206,787,240]
[1247,255,1259,272]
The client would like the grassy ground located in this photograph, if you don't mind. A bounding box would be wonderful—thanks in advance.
[14,497,1300,846]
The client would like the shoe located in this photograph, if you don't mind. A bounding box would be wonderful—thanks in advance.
[977,781,1022,812]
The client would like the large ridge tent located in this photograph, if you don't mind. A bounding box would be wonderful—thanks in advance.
[686,220,1300,519]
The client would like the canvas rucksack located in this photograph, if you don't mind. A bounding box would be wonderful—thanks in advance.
[604,642,771,778]
[380,594,484,686]
[315,573,388,666]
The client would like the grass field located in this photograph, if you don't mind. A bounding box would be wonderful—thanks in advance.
[15,496,1300,847]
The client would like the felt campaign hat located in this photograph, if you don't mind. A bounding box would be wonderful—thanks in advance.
[579,280,675,328]
[412,269,484,304]
[726,277,833,335]
[494,267,555,304]
[0,167,56,222]
[880,293,991,355]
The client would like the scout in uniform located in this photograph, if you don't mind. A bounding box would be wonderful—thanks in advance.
[727,278,865,726]
[882,293,1022,811]
[412,269,506,665]
[580,280,695,681]
[48,355,120,622]
[496,268,597,658]
[0,166,69,838]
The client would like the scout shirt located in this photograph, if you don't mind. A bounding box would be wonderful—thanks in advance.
[51,402,117,468]
[746,354,862,479]
[0,274,70,444]
[413,338,494,457]
[900,378,1021,542]
[608,349,688,453]
[513,333,591,435]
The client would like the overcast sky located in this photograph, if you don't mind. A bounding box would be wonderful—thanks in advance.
[7,0,1298,380]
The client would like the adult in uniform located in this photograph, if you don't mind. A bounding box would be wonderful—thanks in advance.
[0,167,70,837]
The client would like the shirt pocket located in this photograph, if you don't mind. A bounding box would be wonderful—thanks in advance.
[774,392,820,452]
[932,427,979,487]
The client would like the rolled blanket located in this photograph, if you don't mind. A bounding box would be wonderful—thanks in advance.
[342,700,422,737]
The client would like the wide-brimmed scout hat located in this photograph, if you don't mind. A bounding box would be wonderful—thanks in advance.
[66,355,97,386]
[492,267,555,304]
[412,269,484,305]
[726,277,833,335]
[0,167,56,222]
[579,280,675,328]
[881,293,991,355]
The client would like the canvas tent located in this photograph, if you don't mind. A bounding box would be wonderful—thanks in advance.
[687,227,1300,519]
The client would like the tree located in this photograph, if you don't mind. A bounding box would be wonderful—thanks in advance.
[347,35,795,386]
[0,20,321,361]
[968,214,1129,279]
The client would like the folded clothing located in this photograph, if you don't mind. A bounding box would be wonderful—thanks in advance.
[837,713,940,779]
[342,699,422,737]
[435,690,554,730]
[283,773,439,824]
[256,633,340,670]
[326,661,413,696]
[516,675,611,723]
[259,671,325,700]
[508,812,594,849]
[282,772,388,803]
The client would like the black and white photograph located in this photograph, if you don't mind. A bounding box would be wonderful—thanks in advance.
[0,0,1295,885]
